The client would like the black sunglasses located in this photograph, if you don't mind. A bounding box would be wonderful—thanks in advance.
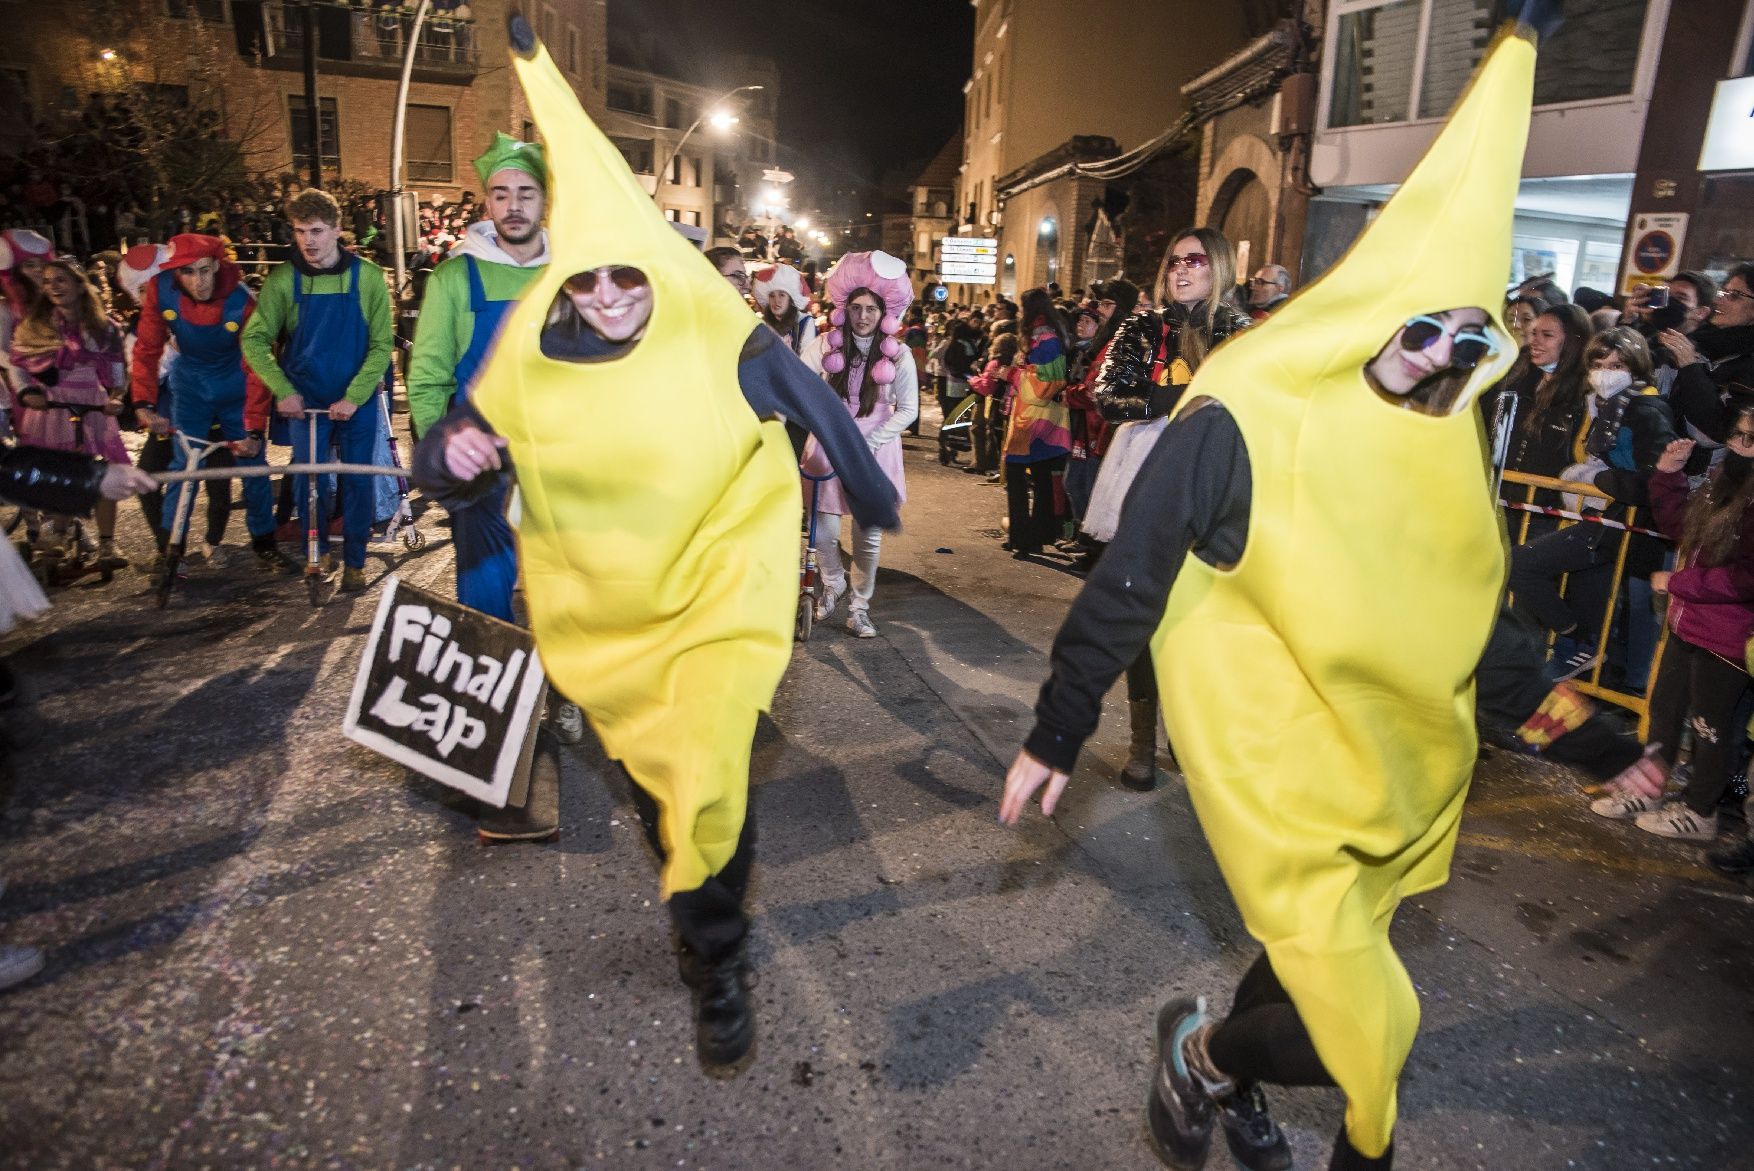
[1400,315,1497,371]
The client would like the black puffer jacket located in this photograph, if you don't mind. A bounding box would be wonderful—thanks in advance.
[0,443,107,516]
[1092,302,1250,422]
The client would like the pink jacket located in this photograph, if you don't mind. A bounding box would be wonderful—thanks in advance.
[1649,468,1754,662]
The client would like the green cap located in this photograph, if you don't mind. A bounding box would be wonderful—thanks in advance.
[472,132,548,190]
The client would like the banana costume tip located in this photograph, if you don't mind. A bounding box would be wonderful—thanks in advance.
[508,10,537,57]
[1512,0,1563,43]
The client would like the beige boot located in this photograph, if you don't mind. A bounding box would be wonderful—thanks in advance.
[1121,697,1161,791]
[479,728,561,843]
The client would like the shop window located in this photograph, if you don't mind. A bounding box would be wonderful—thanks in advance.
[405,104,453,184]
[1330,0,1420,127]
[288,94,339,174]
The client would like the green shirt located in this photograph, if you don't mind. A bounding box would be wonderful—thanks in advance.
[241,254,396,407]
[406,253,545,437]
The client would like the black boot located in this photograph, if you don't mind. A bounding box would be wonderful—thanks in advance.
[1123,698,1162,791]
[478,728,560,843]
[694,945,753,1066]
[1215,1082,1292,1171]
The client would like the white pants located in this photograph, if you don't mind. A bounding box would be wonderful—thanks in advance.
[814,511,882,611]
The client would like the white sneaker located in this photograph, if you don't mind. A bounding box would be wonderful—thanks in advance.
[548,700,585,745]
[0,944,44,992]
[814,584,844,622]
[1634,806,1718,842]
[1589,791,1664,820]
[846,609,877,639]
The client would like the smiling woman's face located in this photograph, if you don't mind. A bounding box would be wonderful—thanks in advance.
[564,266,653,343]
[1366,307,1493,397]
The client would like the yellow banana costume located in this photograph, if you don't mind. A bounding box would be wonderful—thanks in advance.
[470,24,799,898]
[1152,28,1535,1157]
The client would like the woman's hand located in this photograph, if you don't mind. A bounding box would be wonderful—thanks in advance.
[998,749,1070,825]
[1650,570,1672,594]
[443,423,508,482]
[1655,437,1694,474]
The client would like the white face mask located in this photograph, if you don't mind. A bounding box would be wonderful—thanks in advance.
[1589,368,1633,398]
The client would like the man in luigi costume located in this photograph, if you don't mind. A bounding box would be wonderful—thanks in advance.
[407,132,548,623]
[242,187,395,593]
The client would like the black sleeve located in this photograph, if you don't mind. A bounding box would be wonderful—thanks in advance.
[1595,396,1677,505]
[1670,362,1730,444]
[1023,404,1252,772]
[737,324,902,532]
[0,443,107,515]
[410,399,512,511]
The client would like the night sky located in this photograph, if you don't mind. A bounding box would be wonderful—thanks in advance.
[605,0,974,215]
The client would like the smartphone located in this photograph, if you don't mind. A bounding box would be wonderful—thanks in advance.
[1646,284,1670,309]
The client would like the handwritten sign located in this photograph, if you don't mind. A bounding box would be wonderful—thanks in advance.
[344,577,547,807]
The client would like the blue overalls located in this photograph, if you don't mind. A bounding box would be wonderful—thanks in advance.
[156,271,275,542]
[281,258,384,570]
[448,255,521,621]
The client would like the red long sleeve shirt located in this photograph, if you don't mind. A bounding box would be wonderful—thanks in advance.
[129,263,274,430]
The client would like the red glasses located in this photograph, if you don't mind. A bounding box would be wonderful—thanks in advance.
[564,266,649,295]
[1165,253,1210,272]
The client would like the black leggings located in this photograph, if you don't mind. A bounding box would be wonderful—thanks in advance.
[1647,636,1752,816]
[628,779,757,964]
[1004,457,1065,553]
[1208,951,1394,1171]
[1126,648,1157,703]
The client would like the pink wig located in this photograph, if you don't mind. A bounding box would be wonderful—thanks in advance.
[820,250,914,386]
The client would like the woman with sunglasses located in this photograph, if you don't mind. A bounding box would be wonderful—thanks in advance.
[1590,423,1754,846]
[1506,328,1676,682]
[417,247,898,1068]
[1080,228,1249,790]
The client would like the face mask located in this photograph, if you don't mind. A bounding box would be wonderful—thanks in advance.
[1722,450,1754,490]
[1537,361,1559,374]
[1588,369,1633,398]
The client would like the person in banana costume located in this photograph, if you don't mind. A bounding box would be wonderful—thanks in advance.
[413,14,898,1069]
[1001,13,1545,1170]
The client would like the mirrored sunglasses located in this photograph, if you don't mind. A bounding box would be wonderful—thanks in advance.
[1400,314,1497,371]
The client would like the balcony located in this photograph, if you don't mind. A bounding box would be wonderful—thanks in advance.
[240,2,479,83]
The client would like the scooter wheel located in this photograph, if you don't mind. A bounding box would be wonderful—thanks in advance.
[795,593,813,643]
[306,574,323,608]
[403,528,427,551]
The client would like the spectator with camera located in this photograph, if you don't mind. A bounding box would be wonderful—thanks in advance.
[1660,265,1754,466]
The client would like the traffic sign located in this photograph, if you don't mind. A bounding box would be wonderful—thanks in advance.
[1619,212,1688,295]
[939,236,998,285]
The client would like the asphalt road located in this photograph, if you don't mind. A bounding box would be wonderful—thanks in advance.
[1,416,1751,1170]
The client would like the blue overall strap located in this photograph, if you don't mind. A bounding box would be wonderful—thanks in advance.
[466,254,489,313]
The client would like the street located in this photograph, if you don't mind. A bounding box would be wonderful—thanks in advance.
[2,416,1752,1171]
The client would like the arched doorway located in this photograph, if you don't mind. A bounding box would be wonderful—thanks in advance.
[1214,169,1271,277]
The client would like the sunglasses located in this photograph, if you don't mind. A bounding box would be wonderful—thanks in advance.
[1165,253,1210,272]
[1399,315,1497,371]
[564,266,648,295]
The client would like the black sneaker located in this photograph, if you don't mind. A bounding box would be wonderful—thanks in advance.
[695,948,753,1066]
[1215,1083,1293,1171]
[1550,645,1601,682]
[252,543,301,575]
[1707,836,1754,875]
[1145,997,1216,1170]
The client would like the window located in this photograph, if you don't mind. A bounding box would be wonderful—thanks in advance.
[686,210,702,227]
[405,104,453,184]
[288,94,339,174]
[567,25,580,76]
[613,136,653,175]
[670,151,683,185]
[541,5,558,48]
[607,82,652,115]
[1329,0,1651,129]
[664,96,683,129]
[167,0,226,19]
[665,207,680,222]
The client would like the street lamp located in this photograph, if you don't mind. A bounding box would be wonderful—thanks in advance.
[654,83,763,200]
[708,110,739,131]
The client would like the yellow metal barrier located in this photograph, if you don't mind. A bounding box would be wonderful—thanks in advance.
[1499,469,1672,738]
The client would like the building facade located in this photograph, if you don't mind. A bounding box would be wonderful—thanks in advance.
[2,0,608,208]
[598,56,778,242]
[950,0,1256,301]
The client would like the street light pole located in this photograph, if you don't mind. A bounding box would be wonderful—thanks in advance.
[652,83,764,211]
[390,0,434,307]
